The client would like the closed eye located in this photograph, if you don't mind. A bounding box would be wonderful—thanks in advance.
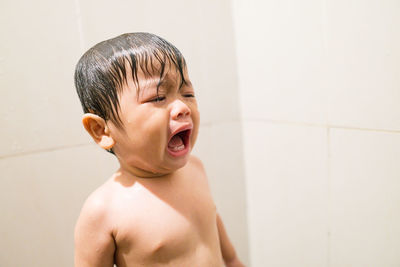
[183,94,195,98]
[149,96,166,102]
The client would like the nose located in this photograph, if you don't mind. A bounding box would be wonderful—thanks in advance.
[171,99,191,120]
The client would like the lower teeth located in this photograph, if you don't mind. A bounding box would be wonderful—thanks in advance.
[171,145,185,151]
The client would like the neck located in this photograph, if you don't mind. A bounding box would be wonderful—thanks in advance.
[116,158,172,180]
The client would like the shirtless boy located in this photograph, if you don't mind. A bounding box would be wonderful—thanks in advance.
[74,32,245,267]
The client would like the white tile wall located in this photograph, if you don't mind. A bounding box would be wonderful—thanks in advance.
[234,0,400,265]
[233,0,328,125]
[0,0,88,157]
[0,144,119,267]
[326,0,400,131]
[330,128,400,267]
[7,0,399,266]
[242,121,328,267]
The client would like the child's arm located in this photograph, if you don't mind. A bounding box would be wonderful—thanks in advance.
[74,197,115,267]
[217,213,246,267]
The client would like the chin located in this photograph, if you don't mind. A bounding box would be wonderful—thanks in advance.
[166,153,191,171]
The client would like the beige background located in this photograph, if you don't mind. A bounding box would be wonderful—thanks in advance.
[1,0,400,266]
[233,0,400,266]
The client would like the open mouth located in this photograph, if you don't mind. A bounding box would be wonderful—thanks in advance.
[167,129,191,156]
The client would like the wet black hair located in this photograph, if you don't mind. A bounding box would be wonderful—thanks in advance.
[74,32,187,129]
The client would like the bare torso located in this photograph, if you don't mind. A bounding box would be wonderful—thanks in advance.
[93,156,223,266]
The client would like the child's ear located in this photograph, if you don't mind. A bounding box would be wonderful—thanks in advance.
[82,113,115,150]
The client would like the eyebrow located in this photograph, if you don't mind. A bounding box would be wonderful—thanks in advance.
[156,75,192,93]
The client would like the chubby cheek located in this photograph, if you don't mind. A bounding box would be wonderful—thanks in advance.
[129,114,168,155]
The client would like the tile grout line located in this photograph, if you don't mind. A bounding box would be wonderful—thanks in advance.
[74,0,85,52]
[321,0,331,264]
[329,124,400,134]
[326,126,331,267]
[237,120,252,267]
[244,118,400,134]
[0,143,93,160]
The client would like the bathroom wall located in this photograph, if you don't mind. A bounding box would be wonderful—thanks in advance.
[0,0,248,266]
[3,0,398,266]
[232,0,400,266]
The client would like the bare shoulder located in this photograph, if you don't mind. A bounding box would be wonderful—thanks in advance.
[186,155,213,188]
[79,186,109,221]
[188,154,206,171]
[75,180,116,236]
[187,155,217,210]
[74,181,116,266]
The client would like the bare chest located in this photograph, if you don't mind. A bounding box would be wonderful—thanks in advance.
[111,177,220,266]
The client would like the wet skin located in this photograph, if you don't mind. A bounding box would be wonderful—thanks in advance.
[75,65,228,266]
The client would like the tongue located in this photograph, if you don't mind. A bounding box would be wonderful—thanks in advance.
[168,135,184,148]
